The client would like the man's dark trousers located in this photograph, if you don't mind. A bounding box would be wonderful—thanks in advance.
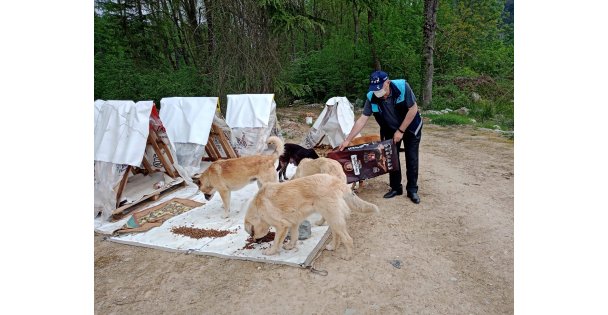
[381,129,422,194]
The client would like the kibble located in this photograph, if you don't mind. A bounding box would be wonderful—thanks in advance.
[171,226,235,239]
[242,232,276,249]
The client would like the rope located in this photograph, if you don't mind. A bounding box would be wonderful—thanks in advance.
[306,233,329,276]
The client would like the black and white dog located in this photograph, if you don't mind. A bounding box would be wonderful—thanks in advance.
[276,143,319,181]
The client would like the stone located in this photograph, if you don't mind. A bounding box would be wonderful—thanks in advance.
[455,107,470,115]
[298,220,312,240]
[471,92,481,102]
[390,259,402,269]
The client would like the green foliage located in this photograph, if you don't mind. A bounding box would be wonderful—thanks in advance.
[279,34,372,102]
[424,113,471,126]
[258,0,326,34]
[94,0,513,129]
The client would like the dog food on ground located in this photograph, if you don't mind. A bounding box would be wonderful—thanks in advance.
[242,232,277,249]
[171,226,235,239]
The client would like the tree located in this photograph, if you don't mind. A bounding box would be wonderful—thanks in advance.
[421,0,439,107]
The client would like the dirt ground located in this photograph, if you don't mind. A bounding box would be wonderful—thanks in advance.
[94,105,513,314]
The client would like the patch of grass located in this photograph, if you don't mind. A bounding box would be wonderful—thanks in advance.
[478,121,497,129]
[430,73,514,131]
[423,113,472,126]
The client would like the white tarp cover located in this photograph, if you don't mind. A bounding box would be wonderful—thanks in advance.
[301,96,358,149]
[94,100,194,222]
[94,164,330,268]
[159,97,218,146]
[94,100,154,166]
[225,94,282,156]
[225,94,273,128]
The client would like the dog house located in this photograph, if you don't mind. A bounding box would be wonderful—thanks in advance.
[225,94,283,156]
[94,100,193,221]
[301,96,359,149]
[159,97,238,179]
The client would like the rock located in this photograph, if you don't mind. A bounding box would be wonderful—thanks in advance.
[292,99,305,106]
[390,259,402,269]
[455,107,470,115]
[298,220,311,240]
[422,110,443,115]
[469,118,477,123]
[471,92,481,102]
[493,125,501,130]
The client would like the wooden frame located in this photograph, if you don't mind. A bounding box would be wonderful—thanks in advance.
[113,127,185,215]
[203,123,238,160]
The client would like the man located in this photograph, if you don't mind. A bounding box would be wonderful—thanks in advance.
[338,71,423,203]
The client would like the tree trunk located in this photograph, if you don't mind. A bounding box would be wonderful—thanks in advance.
[367,7,381,70]
[204,0,215,74]
[183,0,204,55]
[422,0,439,108]
[352,0,360,46]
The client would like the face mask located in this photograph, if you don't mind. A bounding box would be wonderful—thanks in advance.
[373,88,386,98]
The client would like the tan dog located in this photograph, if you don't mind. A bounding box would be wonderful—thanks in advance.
[292,157,347,183]
[244,174,379,260]
[198,136,284,218]
[350,134,381,146]
[348,134,381,191]
[292,157,347,226]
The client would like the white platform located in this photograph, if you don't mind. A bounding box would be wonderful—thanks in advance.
[94,164,330,268]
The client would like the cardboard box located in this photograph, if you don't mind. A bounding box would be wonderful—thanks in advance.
[326,139,399,184]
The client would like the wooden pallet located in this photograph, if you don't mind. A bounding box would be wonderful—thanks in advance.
[203,123,238,160]
[111,179,187,220]
[113,127,183,213]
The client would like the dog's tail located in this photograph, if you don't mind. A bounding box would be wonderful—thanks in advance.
[342,187,380,214]
[267,136,284,160]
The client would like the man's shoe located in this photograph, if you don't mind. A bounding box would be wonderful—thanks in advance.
[383,190,403,199]
[407,192,420,204]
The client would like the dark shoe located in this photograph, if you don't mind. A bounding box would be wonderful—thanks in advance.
[383,189,403,199]
[407,192,420,204]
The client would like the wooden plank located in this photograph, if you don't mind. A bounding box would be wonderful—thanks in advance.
[158,139,175,164]
[148,130,177,178]
[115,165,132,209]
[111,179,187,219]
[212,123,238,158]
[141,155,154,174]
[205,138,221,160]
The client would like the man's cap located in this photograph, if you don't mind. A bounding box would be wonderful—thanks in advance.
[369,70,389,93]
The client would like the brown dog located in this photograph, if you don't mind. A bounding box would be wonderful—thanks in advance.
[348,134,381,191]
[244,174,379,260]
[292,157,347,226]
[198,136,284,218]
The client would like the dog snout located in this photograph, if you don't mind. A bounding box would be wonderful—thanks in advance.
[244,223,253,237]
[204,193,213,200]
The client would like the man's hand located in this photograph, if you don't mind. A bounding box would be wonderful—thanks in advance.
[337,139,351,151]
[393,130,404,143]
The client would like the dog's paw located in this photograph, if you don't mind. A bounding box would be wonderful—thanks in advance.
[315,219,325,226]
[325,244,335,251]
[341,254,352,261]
[283,242,296,250]
[262,248,278,256]
[222,213,229,219]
